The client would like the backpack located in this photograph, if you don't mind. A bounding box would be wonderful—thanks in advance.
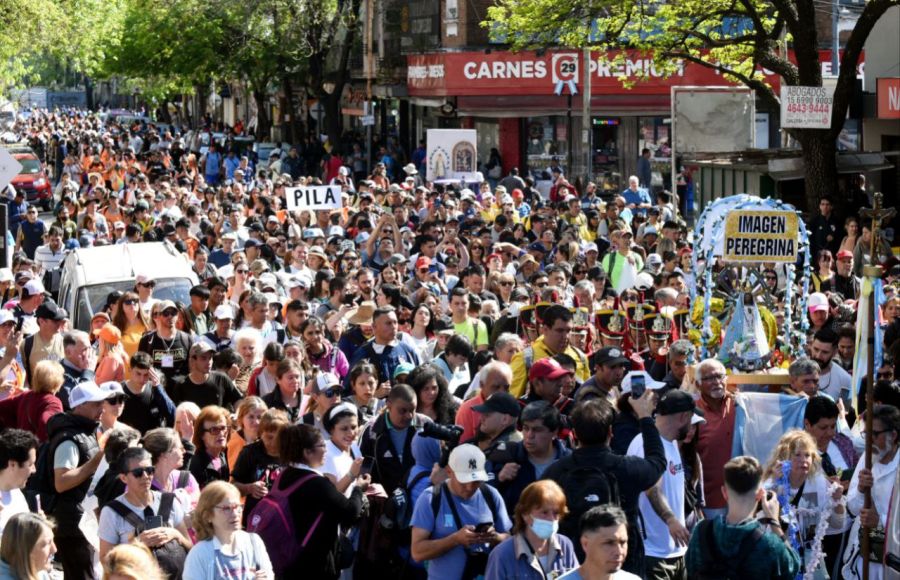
[430,482,501,580]
[380,470,430,536]
[553,454,620,543]
[106,493,187,579]
[27,428,90,514]
[247,471,322,574]
[695,519,766,580]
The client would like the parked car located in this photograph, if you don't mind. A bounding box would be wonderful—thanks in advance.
[57,241,198,331]
[10,151,53,210]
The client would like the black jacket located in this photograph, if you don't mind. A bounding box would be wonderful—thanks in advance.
[487,439,571,518]
[280,466,366,579]
[359,412,431,494]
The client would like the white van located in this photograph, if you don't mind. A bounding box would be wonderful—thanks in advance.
[58,242,198,331]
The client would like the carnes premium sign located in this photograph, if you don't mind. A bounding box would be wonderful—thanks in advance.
[724,210,799,262]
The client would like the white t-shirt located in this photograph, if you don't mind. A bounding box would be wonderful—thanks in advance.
[558,568,641,579]
[0,488,30,534]
[627,434,686,558]
[323,439,361,497]
[818,363,852,404]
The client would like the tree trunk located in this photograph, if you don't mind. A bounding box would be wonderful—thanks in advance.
[253,89,271,141]
[798,130,838,213]
[281,75,302,144]
[323,92,342,148]
[195,84,208,128]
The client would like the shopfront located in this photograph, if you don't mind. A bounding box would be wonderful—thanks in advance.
[407,49,856,193]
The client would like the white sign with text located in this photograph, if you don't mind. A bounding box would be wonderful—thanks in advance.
[284,186,342,211]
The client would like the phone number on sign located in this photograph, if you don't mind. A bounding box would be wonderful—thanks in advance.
[785,102,830,114]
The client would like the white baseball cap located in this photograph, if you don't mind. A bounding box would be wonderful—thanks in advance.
[213,305,235,320]
[620,371,667,395]
[0,310,14,325]
[808,292,829,313]
[315,372,341,393]
[22,279,46,297]
[69,382,109,408]
[99,381,125,398]
[448,444,489,483]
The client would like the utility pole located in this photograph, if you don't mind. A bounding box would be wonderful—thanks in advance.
[582,46,592,189]
[365,0,375,173]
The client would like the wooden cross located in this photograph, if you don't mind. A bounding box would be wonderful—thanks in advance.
[859,192,896,261]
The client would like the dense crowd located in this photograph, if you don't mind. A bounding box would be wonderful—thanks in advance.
[0,109,899,580]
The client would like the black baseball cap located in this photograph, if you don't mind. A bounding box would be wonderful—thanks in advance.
[593,347,629,367]
[473,392,521,418]
[656,390,704,416]
[35,301,68,321]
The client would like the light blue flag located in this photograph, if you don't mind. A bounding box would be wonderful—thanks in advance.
[732,392,809,462]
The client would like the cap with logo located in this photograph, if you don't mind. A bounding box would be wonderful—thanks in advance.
[98,381,125,398]
[35,301,68,321]
[315,372,342,393]
[448,444,489,483]
[593,346,630,367]
[190,341,215,357]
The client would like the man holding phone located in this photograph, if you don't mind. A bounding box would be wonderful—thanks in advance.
[411,444,512,580]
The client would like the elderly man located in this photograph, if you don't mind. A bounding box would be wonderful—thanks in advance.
[786,358,821,398]
[694,358,736,520]
[456,361,514,442]
[59,330,96,411]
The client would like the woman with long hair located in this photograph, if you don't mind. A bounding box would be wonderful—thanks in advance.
[404,303,436,363]
[226,397,268,469]
[142,427,201,512]
[112,291,152,360]
[0,513,56,580]
[343,362,387,424]
[763,430,845,577]
[231,409,289,525]
[811,249,835,293]
[190,405,232,489]
[95,324,129,383]
[407,365,458,425]
[183,482,274,579]
[469,240,486,266]
[301,317,349,380]
[484,480,576,579]
[839,216,860,254]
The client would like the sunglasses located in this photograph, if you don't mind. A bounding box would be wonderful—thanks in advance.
[204,425,228,435]
[418,268,430,274]
[158,310,177,318]
[140,282,156,288]
[500,281,513,287]
[107,395,127,405]
[319,387,340,398]
[236,269,249,274]
[122,299,138,306]
[128,466,155,478]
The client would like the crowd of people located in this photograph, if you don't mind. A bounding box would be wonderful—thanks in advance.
[0,108,899,580]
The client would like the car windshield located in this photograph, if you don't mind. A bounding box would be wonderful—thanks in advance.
[77,277,193,330]
[18,158,41,174]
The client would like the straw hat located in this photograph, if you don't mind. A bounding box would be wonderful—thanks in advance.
[346,301,376,326]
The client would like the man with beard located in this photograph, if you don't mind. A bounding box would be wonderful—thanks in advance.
[694,358,735,520]
[809,328,852,406]
[626,390,701,580]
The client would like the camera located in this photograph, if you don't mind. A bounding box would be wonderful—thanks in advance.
[421,422,464,467]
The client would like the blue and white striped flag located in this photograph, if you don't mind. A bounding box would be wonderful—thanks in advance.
[732,392,809,462]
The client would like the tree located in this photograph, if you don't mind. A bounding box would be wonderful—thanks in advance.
[486,0,899,211]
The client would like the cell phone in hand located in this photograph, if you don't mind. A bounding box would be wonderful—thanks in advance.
[474,522,492,534]
[145,515,164,529]
[630,375,646,399]
[360,456,375,476]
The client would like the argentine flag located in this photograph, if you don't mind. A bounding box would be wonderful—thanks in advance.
[732,392,809,462]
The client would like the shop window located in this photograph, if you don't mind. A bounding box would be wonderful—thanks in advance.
[526,116,568,181]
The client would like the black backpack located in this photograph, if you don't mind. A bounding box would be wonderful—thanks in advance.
[106,493,188,579]
[380,469,430,536]
[552,454,621,543]
[695,519,766,580]
[27,428,91,514]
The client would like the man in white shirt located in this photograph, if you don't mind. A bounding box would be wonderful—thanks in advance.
[558,505,641,580]
[809,328,852,406]
[626,390,698,580]
[0,429,39,534]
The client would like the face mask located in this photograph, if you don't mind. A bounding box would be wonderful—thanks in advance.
[530,517,558,540]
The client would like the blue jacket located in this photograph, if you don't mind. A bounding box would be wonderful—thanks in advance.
[345,339,422,389]
[485,533,579,580]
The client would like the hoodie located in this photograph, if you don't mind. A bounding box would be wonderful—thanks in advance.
[686,516,801,580]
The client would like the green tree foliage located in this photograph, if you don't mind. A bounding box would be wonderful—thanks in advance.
[486,0,900,209]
